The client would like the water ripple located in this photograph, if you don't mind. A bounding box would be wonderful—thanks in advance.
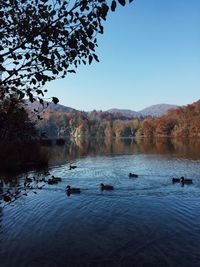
[1,154,200,267]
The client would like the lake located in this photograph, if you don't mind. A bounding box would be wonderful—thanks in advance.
[1,138,200,267]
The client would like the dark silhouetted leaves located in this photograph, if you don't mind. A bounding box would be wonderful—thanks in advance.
[0,0,133,105]
[89,55,93,64]
[93,54,99,62]
[111,1,117,12]
[68,70,76,73]
[118,0,126,6]
[52,97,59,104]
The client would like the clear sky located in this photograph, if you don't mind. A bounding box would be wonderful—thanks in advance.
[45,0,200,111]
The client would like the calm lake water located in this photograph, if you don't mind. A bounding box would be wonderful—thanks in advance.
[1,138,200,267]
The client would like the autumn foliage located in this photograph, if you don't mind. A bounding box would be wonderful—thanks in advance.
[36,100,200,139]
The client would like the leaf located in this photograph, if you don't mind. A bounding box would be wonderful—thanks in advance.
[68,38,77,49]
[118,0,126,6]
[36,89,44,96]
[35,73,42,81]
[89,55,93,64]
[93,54,99,63]
[52,97,59,104]
[25,53,30,60]
[101,4,109,19]
[29,94,34,103]
[39,98,44,105]
[51,10,56,16]
[68,70,76,73]
[89,42,95,50]
[52,69,58,75]
[111,1,117,12]
[31,78,37,85]
[99,25,104,34]
[17,55,22,60]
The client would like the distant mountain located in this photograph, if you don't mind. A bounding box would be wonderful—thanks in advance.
[25,100,178,118]
[107,104,178,118]
[139,104,178,117]
[25,100,77,113]
[107,108,139,118]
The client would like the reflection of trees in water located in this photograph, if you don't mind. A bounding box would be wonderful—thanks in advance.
[155,138,175,154]
[1,138,200,175]
[0,178,3,193]
[0,138,200,219]
[0,179,3,228]
[170,138,200,159]
[0,205,2,239]
[0,142,48,172]
[47,138,200,165]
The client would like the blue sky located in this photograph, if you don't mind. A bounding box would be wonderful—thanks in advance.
[45,0,200,111]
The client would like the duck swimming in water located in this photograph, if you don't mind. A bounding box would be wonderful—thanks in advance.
[51,175,62,182]
[66,185,81,194]
[100,183,114,190]
[69,164,77,170]
[180,177,193,184]
[48,178,58,185]
[3,195,12,202]
[129,173,138,178]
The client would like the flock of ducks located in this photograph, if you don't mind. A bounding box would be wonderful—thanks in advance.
[65,183,114,195]
[65,173,193,195]
[1,163,194,201]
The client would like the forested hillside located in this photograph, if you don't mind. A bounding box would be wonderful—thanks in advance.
[140,100,200,138]
[36,100,200,139]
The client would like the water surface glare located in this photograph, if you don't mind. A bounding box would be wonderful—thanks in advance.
[1,153,200,267]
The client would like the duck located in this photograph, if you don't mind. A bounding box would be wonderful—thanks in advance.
[69,164,77,170]
[100,183,114,190]
[3,195,12,202]
[48,178,58,185]
[129,173,138,178]
[66,185,81,194]
[180,177,193,184]
[172,178,181,183]
[51,175,62,182]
